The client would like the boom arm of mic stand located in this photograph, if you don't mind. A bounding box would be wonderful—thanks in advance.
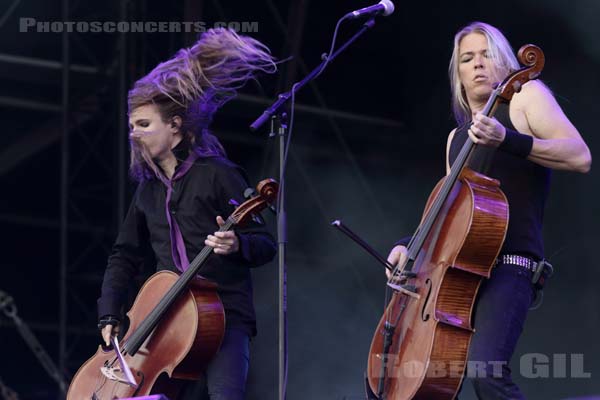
[249,18,376,132]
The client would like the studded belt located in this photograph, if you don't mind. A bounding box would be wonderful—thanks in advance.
[496,254,540,273]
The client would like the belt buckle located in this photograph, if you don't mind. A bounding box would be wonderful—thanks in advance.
[530,259,539,273]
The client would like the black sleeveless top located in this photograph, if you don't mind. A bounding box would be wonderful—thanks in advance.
[448,103,551,260]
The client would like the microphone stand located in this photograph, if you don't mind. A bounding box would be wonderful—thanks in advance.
[249,17,378,400]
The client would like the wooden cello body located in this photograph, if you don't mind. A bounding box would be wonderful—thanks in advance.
[366,45,545,399]
[66,179,278,400]
[367,168,508,399]
[67,272,224,400]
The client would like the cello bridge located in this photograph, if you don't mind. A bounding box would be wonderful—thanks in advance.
[386,281,420,299]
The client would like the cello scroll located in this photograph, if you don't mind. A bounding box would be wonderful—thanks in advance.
[497,44,545,102]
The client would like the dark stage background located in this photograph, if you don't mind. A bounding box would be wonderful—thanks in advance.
[0,0,598,399]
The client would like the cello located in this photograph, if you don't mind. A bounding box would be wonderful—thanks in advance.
[67,179,278,400]
[366,45,545,399]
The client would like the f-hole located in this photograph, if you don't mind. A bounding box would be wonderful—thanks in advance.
[421,279,432,321]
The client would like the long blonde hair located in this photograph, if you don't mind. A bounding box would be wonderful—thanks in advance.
[128,28,277,181]
[448,22,519,125]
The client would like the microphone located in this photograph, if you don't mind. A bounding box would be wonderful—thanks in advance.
[345,0,395,19]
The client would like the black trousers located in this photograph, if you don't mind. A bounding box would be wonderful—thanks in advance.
[459,262,535,399]
[179,328,250,400]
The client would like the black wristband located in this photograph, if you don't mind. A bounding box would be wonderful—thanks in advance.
[499,129,533,158]
[97,315,120,330]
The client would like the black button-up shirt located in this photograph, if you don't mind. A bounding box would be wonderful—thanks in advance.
[97,142,277,336]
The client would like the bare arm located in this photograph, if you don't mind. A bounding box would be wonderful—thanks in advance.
[469,80,591,173]
[446,128,457,175]
[515,80,591,172]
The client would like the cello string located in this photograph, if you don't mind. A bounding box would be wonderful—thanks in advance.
[123,219,234,354]
[382,90,500,337]
[402,88,501,273]
[124,195,268,352]
[383,144,472,329]
[121,195,274,355]
[372,58,542,392]
[381,87,505,358]
[394,106,485,280]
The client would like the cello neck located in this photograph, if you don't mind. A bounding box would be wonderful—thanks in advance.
[405,88,502,264]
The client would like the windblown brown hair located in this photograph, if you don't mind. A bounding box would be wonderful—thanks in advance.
[128,28,277,181]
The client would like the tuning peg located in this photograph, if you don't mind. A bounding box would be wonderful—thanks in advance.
[244,188,257,199]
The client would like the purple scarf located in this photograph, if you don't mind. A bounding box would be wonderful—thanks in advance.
[156,151,199,272]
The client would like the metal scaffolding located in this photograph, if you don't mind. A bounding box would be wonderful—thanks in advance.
[0,1,405,397]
